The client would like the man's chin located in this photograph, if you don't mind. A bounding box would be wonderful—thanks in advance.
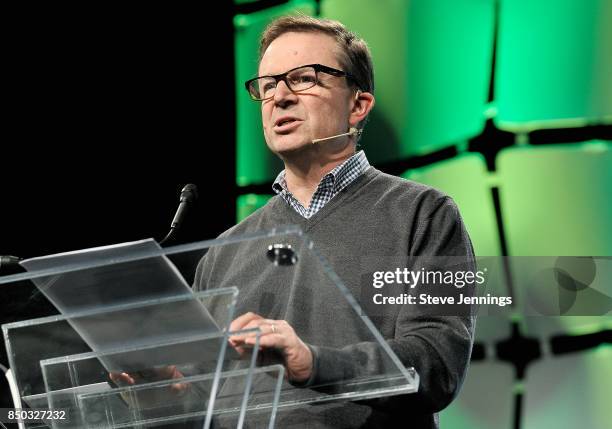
[267,138,312,157]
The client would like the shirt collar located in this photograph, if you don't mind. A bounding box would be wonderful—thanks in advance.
[272,150,370,195]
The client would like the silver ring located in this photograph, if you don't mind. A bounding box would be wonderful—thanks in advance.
[270,324,277,334]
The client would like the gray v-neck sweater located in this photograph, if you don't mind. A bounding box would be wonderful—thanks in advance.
[195,167,475,428]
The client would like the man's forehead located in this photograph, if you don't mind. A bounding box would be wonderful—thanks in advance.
[259,31,341,75]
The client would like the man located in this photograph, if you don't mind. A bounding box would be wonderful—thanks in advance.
[195,15,475,428]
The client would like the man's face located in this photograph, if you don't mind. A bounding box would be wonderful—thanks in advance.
[258,32,354,156]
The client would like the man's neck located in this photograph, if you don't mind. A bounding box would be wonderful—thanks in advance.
[282,144,356,208]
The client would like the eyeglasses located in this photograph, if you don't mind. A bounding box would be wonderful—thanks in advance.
[245,63,361,101]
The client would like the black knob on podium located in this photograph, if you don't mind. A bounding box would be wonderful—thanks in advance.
[267,244,298,266]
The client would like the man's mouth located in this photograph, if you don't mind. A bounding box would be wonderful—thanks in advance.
[274,117,302,133]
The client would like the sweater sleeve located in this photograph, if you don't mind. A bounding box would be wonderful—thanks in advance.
[301,197,476,413]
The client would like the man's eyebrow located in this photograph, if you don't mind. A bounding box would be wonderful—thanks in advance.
[257,70,276,77]
[258,65,310,77]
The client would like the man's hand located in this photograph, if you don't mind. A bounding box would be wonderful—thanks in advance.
[229,312,313,383]
[109,365,191,405]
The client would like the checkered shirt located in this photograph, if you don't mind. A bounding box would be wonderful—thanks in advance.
[272,150,370,219]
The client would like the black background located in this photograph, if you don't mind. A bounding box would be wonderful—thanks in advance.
[1,4,236,408]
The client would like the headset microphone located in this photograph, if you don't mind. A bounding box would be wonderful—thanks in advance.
[312,127,362,144]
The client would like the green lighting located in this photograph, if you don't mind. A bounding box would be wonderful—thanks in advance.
[234,0,317,186]
[237,194,273,222]
[498,141,612,256]
[402,154,500,256]
[322,0,495,160]
[495,0,612,130]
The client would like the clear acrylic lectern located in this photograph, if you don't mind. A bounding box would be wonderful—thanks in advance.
[2,226,419,428]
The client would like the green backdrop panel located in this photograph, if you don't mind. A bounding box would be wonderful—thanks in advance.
[497,141,612,256]
[322,0,495,160]
[440,361,514,429]
[499,142,612,336]
[495,0,612,130]
[523,346,612,429]
[234,0,317,186]
[237,193,273,222]
[402,153,500,257]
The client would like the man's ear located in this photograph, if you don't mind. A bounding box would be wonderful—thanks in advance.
[349,91,375,127]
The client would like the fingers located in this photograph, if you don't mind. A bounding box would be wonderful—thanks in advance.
[169,380,191,396]
[226,316,313,382]
[152,365,183,380]
[109,367,190,398]
[230,317,291,352]
[229,311,263,333]
[244,320,286,345]
[109,372,135,386]
[109,366,183,386]
[230,318,279,339]
[228,312,267,346]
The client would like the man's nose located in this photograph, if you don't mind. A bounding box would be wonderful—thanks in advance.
[273,80,298,106]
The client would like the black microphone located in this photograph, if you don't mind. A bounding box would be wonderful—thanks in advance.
[0,255,22,275]
[0,255,22,271]
[159,184,199,246]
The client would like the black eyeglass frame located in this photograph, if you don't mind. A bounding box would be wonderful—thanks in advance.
[244,63,363,101]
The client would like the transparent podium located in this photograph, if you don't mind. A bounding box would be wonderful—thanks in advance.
[1,226,419,428]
